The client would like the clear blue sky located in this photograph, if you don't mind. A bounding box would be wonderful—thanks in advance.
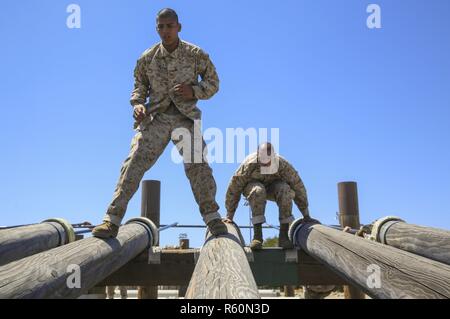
[1,0,449,247]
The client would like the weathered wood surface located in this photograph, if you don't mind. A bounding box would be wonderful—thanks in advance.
[185,223,260,299]
[380,222,450,265]
[0,221,153,299]
[0,222,68,266]
[338,181,365,299]
[100,248,347,286]
[293,223,450,299]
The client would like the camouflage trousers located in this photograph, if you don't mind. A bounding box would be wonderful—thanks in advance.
[103,109,220,226]
[243,181,296,225]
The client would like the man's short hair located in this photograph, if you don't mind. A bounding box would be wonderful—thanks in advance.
[157,8,179,23]
[258,142,274,156]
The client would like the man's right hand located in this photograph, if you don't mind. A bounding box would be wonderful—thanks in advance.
[133,104,146,123]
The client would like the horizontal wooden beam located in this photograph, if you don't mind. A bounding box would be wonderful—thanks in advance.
[371,217,450,265]
[0,219,75,266]
[100,248,347,287]
[290,220,450,299]
[185,223,260,299]
[0,218,158,299]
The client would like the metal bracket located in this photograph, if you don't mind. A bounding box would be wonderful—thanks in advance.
[148,246,161,264]
[244,247,254,262]
[285,248,299,263]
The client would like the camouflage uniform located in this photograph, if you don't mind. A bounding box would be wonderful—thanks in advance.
[103,40,221,226]
[225,153,309,224]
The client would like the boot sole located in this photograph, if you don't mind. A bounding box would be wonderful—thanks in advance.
[92,231,118,239]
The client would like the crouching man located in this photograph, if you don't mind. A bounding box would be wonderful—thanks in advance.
[224,143,312,249]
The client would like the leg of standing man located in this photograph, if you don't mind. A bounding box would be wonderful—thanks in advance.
[171,115,227,235]
[92,115,172,238]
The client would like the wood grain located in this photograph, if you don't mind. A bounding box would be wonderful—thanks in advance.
[185,223,260,299]
[383,222,450,265]
[0,222,151,299]
[294,223,450,299]
[0,222,67,266]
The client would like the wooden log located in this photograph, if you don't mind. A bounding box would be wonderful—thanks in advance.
[0,219,75,266]
[284,285,295,297]
[0,218,157,299]
[338,181,365,299]
[178,238,189,298]
[371,216,450,265]
[185,223,260,299]
[138,180,160,299]
[289,220,450,299]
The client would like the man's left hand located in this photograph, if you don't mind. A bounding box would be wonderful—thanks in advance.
[174,84,195,101]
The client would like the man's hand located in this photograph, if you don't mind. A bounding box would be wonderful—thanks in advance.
[173,84,195,101]
[133,104,146,123]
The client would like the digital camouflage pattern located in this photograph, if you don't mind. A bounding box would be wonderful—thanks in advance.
[103,40,221,226]
[130,40,219,121]
[225,153,309,224]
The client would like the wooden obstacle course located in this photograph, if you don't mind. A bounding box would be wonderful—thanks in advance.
[2,180,450,299]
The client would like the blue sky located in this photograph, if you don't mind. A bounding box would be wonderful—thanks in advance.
[1,0,449,247]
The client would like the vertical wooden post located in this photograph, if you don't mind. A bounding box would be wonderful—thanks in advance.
[138,180,160,299]
[284,285,295,297]
[338,181,365,299]
[178,237,189,298]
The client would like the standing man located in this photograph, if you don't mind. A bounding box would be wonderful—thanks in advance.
[92,8,227,238]
[224,143,311,249]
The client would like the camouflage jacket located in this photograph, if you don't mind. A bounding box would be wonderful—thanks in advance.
[130,40,219,120]
[225,153,309,218]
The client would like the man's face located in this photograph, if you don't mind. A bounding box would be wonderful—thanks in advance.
[258,146,273,167]
[156,17,180,46]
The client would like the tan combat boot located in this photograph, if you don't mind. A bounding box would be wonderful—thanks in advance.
[278,223,294,249]
[92,221,119,239]
[207,219,228,236]
[249,223,263,250]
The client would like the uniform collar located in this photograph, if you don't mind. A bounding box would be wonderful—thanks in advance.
[158,39,182,59]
